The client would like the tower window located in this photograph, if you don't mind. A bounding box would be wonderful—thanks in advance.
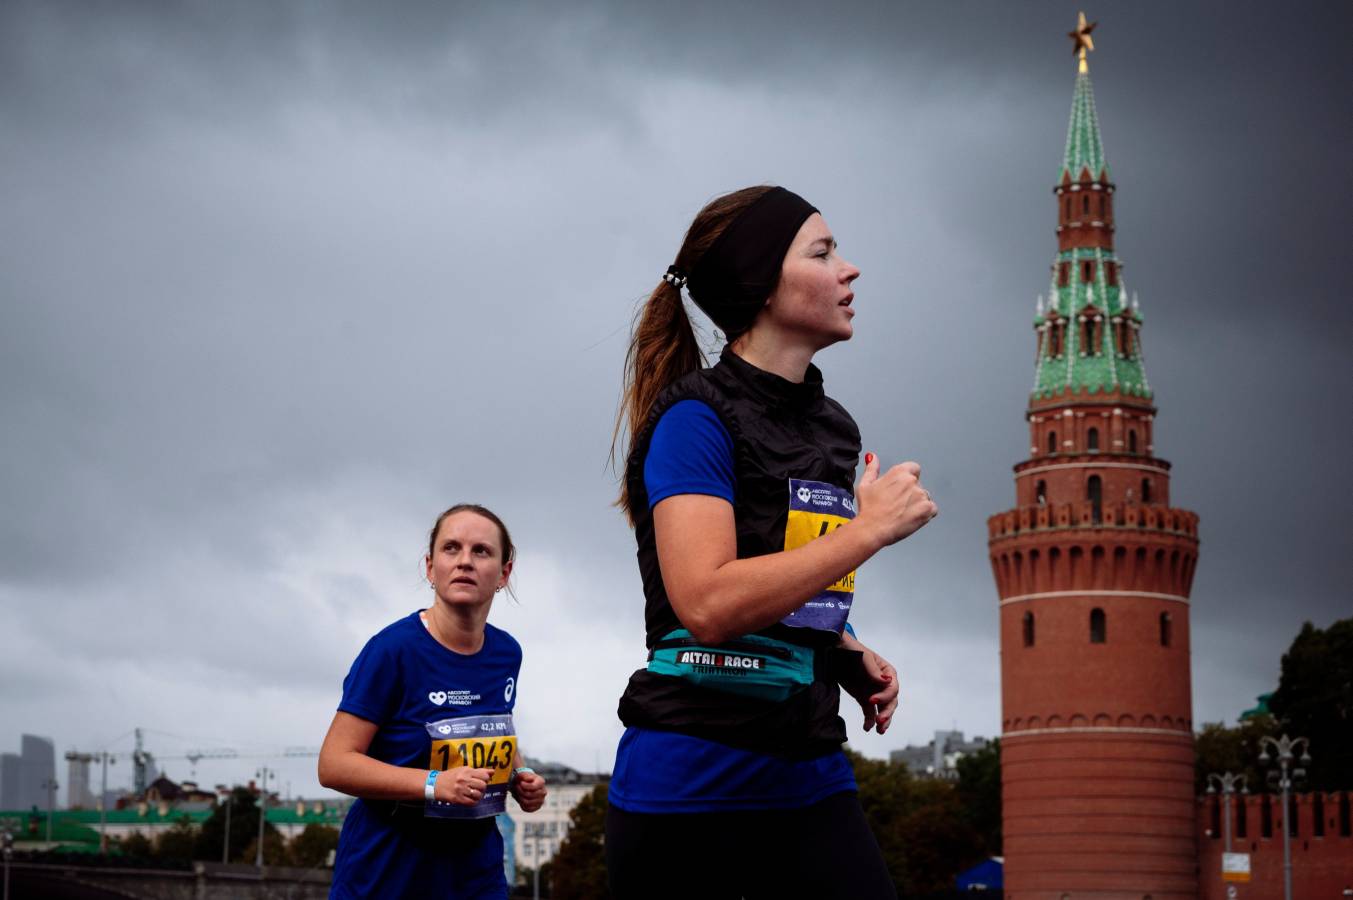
[1087,427,1100,452]
[1081,315,1102,355]
[1064,196,1072,220]
[1090,607,1106,643]
[1128,429,1138,454]
[1058,262,1070,287]
[1082,195,1090,215]
[1082,260,1095,283]
[1088,475,1103,524]
[1106,261,1119,286]
[1160,612,1172,647]
[1142,478,1153,504]
[1023,611,1035,647]
[1048,431,1058,455]
[1036,480,1047,504]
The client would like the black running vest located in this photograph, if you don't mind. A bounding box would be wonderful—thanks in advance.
[617,348,862,759]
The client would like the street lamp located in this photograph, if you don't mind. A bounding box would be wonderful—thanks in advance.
[216,786,233,864]
[97,753,116,854]
[254,767,272,869]
[69,750,118,853]
[40,777,58,844]
[1205,771,1248,853]
[1258,733,1311,900]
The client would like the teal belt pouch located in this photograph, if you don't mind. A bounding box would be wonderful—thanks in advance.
[646,629,816,702]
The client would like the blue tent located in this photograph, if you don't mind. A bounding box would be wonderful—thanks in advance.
[955,857,1003,891]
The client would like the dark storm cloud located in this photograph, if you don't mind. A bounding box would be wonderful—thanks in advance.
[2,1,1350,790]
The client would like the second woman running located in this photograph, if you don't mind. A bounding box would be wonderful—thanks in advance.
[319,504,547,899]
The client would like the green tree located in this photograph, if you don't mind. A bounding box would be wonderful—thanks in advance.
[154,815,198,862]
[955,739,1001,855]
[195,787,278,863]
[289,822,340,868]
[1268,618,1353,790]
[1193,715,1277,794]
[549,783,608,900]
[849,750,986,896]
[239,830,292,867]
[117,831,153,859]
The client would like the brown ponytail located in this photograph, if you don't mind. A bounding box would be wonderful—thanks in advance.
[613,185,776,522]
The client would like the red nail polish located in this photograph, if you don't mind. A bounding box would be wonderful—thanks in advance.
[865,452,874,464]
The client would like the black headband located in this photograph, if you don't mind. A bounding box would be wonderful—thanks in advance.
[685,187,818,337]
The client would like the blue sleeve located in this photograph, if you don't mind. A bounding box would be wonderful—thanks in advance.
[644,400,735,508]
[338,634,401,726]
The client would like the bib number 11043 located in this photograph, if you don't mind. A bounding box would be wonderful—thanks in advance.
[431,736,515,785]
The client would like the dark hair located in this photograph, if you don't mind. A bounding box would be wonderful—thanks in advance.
[612,186,776,522]
[427,503,516,572]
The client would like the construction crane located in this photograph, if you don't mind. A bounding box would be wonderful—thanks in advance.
[68,728,320,801]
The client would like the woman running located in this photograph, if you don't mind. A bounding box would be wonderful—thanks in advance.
[606,186,937,899]
[319,504,547,899]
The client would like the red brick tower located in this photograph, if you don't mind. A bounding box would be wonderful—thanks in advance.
[988,18,1202,899]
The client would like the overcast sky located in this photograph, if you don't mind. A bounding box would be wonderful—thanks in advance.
[3,1,1350,803]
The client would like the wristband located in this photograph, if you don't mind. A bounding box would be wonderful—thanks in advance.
[510,766,535,787]
[424,769,439,802]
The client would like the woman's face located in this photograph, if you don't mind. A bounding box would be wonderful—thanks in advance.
[425,511,512,609]
[761,213,861,349]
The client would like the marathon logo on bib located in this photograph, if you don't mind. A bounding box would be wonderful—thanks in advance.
[781,478,856,633]
[675,650,765,674]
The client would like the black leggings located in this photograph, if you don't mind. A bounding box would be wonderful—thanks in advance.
[605,790,896,900]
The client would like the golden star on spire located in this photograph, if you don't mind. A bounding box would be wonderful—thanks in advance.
[1068,11,1097,73]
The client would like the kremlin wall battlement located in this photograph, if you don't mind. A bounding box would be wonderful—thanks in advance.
[989,500,1198,540]
[988,504,1198,600]
[1197,792,1353,900]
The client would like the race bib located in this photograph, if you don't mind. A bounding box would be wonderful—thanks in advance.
[780,479,856,633]
[424,713,516,819]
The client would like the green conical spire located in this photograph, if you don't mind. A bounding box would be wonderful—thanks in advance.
[1032,63,1151,402]
[1060,71,1109,182]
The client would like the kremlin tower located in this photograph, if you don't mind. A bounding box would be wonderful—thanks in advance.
[988,17,1202,898]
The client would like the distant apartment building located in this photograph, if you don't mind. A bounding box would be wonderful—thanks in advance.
[21,735,56,809]
[889,730,990,781]
[501,760,606,870]
[0,735,57,810]
[0,754,19,808]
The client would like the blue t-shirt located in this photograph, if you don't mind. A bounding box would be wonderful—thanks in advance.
[331,612,521,899]
[609,399,857,814]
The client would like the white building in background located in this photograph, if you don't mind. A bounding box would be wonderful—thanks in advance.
[889,730,991,781]
[67,754,95,809]
[502,761,606,870]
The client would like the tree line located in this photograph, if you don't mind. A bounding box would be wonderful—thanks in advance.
[113,787,339,869]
